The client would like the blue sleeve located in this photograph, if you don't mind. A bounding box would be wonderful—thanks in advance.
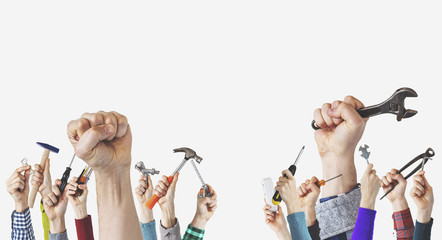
[413,218,433,240]
[352,207,376,240]
[287,212,312,240]
[11,208,35,240]
[140,220,158,240]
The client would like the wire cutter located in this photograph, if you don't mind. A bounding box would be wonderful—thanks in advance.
[380,147,435,200]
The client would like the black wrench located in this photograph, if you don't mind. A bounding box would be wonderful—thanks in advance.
[311,87,418,130]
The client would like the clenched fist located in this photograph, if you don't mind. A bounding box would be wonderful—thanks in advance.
[67,111,131,172]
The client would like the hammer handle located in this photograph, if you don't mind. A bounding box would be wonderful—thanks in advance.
[28,149,50,208]
[145,176,174,209]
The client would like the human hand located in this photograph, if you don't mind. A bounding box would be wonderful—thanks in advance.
[275,170,301,215]
[191,185,217,229]
[263,204,290,239]
[410,170,433,223]
[313,96,367,158]
[381,169,408,211]
[360,164,381,210]
[43,179,69,233]
[135,174,154,205]
[67,111,131,173]
[66,177,88,219]
[31,158,52,198]
[135,174,154,223]
[6,165,32,212]
[155,173,179,228]
[297,176,321,208]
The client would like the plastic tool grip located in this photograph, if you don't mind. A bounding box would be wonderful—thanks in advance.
[271,165,297,205]
[145,175,174,209]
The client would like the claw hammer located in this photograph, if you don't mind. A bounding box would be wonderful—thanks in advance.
[145,147,202,209]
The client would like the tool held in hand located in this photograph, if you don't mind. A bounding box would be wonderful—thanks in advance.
[145,147,202,209]
[28,142,59,208]
[272,146,305,205]
[75,165,94,197]
[312,87,418,130]
[58,154,76,195]
[359,144,371,165]
[190,159,212,198]
[315,174,343,187]
[380,148,435,200]
[135,161,160,187]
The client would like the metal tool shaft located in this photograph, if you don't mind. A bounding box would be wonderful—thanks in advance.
[325,174,342,183]
[191,159,206,185]
[68,154,75,168]
[171,159,188,176]
[294,146,305,166]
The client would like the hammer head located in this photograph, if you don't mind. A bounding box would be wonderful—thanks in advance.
[173,147,203,163]
[36,142,59,153]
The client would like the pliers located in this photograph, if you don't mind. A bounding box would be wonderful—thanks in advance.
[312,87,418,130]
[380,148,435,200]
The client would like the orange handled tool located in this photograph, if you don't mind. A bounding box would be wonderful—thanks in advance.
[315,174,343,187]
[145,147,203,209]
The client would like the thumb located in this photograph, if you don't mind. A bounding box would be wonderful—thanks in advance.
[75,124,115,159]
[170,172,179,190]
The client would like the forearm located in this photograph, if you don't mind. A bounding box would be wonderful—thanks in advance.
[15,200,28,213]
[190,215,207,230]
[139,204,154,223]
[73,205,88,220]
[275,226,291,240]
[49,217,66,234]
[160,206,176,229]
[304,206,317,227]
[416,207,432,224]
[95,166,142,240]
[320,153,357,197]
[392,198,409,212]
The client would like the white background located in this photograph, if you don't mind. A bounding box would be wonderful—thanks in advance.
[1,1,441,239]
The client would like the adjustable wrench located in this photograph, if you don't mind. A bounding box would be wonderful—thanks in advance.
[312,87,418,130]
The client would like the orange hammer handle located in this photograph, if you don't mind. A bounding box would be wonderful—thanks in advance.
[145,175,174,209]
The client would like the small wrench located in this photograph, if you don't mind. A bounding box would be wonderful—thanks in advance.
[312,87,418,130]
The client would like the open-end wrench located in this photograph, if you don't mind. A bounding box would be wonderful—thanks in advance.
[312,87,418,130]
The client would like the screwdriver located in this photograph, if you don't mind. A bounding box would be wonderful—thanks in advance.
[315,174,343,187]
[58,154,75,195]
[75,165,93,197]
[272,146,305,205]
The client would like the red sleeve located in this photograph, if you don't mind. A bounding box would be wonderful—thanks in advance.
[75,215,95,240]
[392,208,415,240]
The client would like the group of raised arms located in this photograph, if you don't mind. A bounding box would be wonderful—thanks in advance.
[6,111,217,240]
[262,95,434,240]
[6,94,435,240]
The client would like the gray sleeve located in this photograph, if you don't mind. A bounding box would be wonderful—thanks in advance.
[49,230,68,240]
[159,218,181,240]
